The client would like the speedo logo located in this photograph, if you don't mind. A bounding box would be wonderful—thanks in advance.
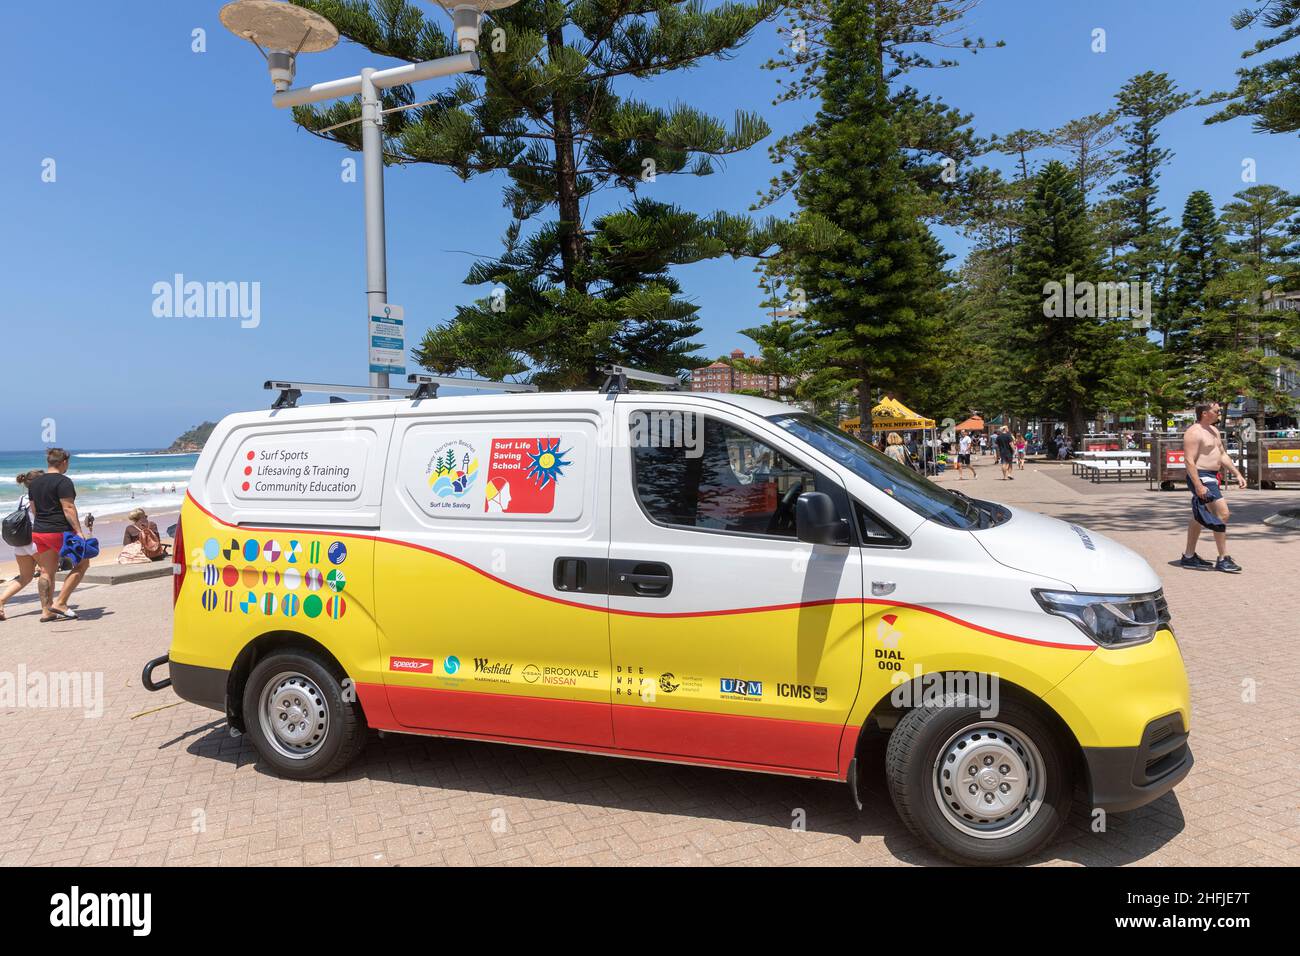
[389,657,434,673]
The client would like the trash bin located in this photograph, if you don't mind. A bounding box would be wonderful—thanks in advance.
[1248,436,1300,489]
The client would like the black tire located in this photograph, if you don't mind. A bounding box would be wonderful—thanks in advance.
[242,649,367,780]
[885,695,1072,865]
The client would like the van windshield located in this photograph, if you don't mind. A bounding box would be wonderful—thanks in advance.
[768,413,982,530]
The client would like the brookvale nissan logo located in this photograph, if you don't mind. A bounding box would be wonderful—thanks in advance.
[50,886,151,936]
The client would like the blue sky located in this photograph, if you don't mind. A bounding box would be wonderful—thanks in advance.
[3,0,1296,449]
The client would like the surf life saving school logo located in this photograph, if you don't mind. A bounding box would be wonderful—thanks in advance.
[484,437,571,514]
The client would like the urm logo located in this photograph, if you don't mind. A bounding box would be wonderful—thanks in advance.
[720,678,762,697]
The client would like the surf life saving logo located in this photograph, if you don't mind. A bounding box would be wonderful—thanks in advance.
[484,437,572,514]
[423,440,479,511]
[876,614,903,649]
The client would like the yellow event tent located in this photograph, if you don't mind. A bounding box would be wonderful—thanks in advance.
[840,396,935,433]
[840,397,940,473]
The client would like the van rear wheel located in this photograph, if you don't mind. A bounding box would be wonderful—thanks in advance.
[885,696,1072,865]
[242,649,366,780]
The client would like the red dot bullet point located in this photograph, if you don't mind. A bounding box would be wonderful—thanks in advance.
[246,451,255,460]
[244,466,252,475]
[241,482,250,491]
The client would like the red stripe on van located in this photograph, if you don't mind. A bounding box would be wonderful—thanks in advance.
[355,682,848,780]
[384,684,615,748]
[612,704,843,773]
[184,493,1092,651]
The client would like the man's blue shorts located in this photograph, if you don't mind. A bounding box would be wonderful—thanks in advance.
[1186,470,1225,532]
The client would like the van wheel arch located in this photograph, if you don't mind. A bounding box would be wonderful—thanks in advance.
[226,631,361,734]
[858,674,1086,795]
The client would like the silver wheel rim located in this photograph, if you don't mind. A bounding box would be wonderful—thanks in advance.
[932,720,1046,839]
[259,671,330,760]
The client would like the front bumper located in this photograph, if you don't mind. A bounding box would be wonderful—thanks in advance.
[1082,711,1193,812]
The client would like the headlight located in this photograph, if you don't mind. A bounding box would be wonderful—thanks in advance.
[1032,589,1171,648]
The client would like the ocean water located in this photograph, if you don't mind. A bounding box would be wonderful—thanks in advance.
[0,449,198,519]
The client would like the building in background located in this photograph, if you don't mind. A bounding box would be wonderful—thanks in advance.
[1262,292,1300,414]
[688,349,780,397]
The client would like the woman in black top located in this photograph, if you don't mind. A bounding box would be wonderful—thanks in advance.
[27,448,89,621]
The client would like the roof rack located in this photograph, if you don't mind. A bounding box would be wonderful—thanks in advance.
[598,364,683,394]
[264,375,539,409]
[405,373,539,400]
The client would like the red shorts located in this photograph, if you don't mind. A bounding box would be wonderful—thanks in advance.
[31,532,66,554]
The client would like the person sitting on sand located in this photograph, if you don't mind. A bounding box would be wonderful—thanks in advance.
[123,508,169,561]
[0,470,45,622]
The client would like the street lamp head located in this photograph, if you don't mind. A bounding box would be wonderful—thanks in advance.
[433,0,521,53]
[219,0,340,92]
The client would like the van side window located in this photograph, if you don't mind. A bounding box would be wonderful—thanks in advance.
[855,501,909,547]
[631,415,834,538]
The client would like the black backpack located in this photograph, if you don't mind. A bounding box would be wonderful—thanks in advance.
[3,495,32,547]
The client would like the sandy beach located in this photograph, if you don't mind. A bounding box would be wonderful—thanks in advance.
[0,510,178,583]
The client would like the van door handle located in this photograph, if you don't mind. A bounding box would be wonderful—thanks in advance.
[609,560,672,597]
[552,557,608,594]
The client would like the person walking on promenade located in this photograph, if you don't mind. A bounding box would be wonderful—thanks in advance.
[1180,402,1245,573]
[28,448,90,621]
[995,425,1015,480]
[957,431,976,479]
[0,470,45,622]
[1014,433,1027,470]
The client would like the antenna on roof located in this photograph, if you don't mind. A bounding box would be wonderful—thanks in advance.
[598,365,682,394]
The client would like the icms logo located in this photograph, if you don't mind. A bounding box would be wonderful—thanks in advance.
[720,678,762,697]
[443,655,461,675]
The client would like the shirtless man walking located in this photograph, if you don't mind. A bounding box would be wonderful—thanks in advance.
[1179,402,1245,573]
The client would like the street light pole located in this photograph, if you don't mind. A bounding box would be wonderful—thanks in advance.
[220,0,520,394]
[359,67,389,392]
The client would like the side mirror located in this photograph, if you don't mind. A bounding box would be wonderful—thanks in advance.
[796,491,846,546]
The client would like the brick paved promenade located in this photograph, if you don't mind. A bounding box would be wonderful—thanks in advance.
[2,461,1296,866]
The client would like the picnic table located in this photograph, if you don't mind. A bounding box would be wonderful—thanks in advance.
[1073,449,1243,484]
[1071,450,1149,477]
[1075,458,1151,483]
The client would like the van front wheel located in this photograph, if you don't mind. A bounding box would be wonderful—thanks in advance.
[885,697,1072,865]
[242,650,366,780]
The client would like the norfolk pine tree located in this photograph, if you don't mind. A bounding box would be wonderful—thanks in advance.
[291,0,781,386]
[787,0,948,426]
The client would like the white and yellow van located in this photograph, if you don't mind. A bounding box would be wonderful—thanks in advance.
[144,373,1191,864]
